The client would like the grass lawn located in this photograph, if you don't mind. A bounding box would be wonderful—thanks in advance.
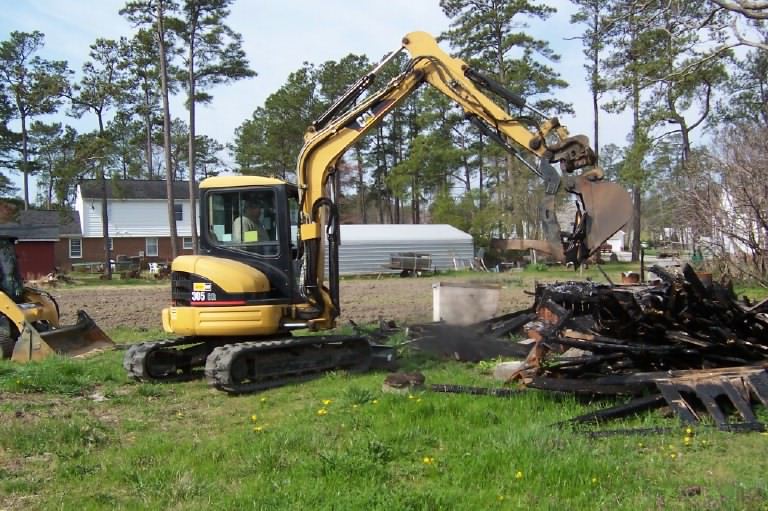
[1,325,767,510]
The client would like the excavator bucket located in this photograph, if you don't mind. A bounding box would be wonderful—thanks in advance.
[572,176,633,256]
[11,310,115,363]
[541,176,633,266]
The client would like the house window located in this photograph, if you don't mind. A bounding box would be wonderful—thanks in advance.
[182,237,193,250]
[69,238,82,259]
[146,237,159,257]
[174,203,183,221]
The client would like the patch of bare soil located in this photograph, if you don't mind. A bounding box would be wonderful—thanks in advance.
[52,286,170,331]
[52,275,534,332]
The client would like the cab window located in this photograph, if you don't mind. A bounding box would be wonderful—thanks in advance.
[207,189,278,255]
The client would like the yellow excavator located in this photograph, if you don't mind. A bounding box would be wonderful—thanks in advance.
[0,235,114,362]
[123,31,631,393]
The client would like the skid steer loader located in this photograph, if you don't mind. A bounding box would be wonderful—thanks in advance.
[0,236,114,362]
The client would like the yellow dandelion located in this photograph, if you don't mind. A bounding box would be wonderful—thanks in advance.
[372,399,379,405]
[260,397,267,403]
[317,408,328,416]
[253,426,263,432]
[176,411,184,418]
[515,471,523,479]
[422,456,434,465]
[670,453,677,459]
[685,426,694,436]
[322,399,332,406]
[408,394,416,400]
[683,437,692,446]
[352,404,359,409]
[592,477,598,484]
[250,414,258,422]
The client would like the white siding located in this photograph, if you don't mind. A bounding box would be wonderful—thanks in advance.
[79,199,199,238]
[75,187,85,235]
[326,224,475,275]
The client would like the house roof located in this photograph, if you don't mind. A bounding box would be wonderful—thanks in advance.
[340,224,472,242]
[79,179,198,200]
[18,209,81,236]
[0,224,60,241]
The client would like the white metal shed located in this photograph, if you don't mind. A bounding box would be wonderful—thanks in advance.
[330,224,474,275]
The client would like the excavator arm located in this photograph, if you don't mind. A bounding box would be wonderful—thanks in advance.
[295,31,632,327]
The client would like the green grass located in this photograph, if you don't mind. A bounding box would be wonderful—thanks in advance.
[734,285,768,302]
[1,327,767,510]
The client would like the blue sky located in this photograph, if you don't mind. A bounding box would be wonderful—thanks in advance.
[0,1,630,198]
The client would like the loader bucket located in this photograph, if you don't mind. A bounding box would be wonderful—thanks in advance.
[11,309,115,363]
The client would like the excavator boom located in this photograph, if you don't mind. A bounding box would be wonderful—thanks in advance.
[296,31,632,325]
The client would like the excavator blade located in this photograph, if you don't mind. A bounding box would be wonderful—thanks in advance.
[11,310,115,363]
[573,176,633,257]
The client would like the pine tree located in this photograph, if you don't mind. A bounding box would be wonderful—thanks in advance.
[0,31,70,209]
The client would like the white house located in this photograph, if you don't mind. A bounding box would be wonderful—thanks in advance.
[74,179,199,262]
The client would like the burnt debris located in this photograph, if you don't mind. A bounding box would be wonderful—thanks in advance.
[396,264,768,431]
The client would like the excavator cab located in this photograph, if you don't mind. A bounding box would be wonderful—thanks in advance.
[199,178,300,299]
[161,176,304,338]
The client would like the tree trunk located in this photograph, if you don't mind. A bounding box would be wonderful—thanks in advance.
[98,115,112,280]
[355,147,366,223]
[631,184,641,262]
[144,87,154,179]
[630,14,642,263]
[20,114,29,210]
[187,39,198,254]
[592,9,600,162]
[46,168,53,208]
[157,0,178,261]
[478,133,485,204]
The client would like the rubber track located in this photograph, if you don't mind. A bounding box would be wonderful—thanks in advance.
[205,336,372,394]
[123,338,202,382]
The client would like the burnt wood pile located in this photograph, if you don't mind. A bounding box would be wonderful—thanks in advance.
[384,265,768,429]
[511,264,768,430]
[519,264,768,381]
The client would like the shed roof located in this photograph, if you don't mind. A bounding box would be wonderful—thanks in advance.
[0,224,60,241]
[340,224,472,242]
[79,179,197,200]
[18,209,81,235]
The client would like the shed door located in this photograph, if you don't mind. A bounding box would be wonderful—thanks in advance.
[16,241,56,280]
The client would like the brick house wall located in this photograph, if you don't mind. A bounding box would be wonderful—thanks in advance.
[54,239,72,271]
[76,236,195,265]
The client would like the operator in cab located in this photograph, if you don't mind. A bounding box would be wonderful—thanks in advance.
[232,196,270,243]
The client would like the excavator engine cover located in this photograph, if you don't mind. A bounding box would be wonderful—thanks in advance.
[11,310,115,363]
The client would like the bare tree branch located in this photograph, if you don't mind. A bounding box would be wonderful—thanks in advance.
[710,0,768,19]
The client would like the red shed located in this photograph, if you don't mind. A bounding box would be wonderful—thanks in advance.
[0,225,59,280]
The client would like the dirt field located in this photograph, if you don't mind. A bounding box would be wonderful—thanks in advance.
[52,274,534,332]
